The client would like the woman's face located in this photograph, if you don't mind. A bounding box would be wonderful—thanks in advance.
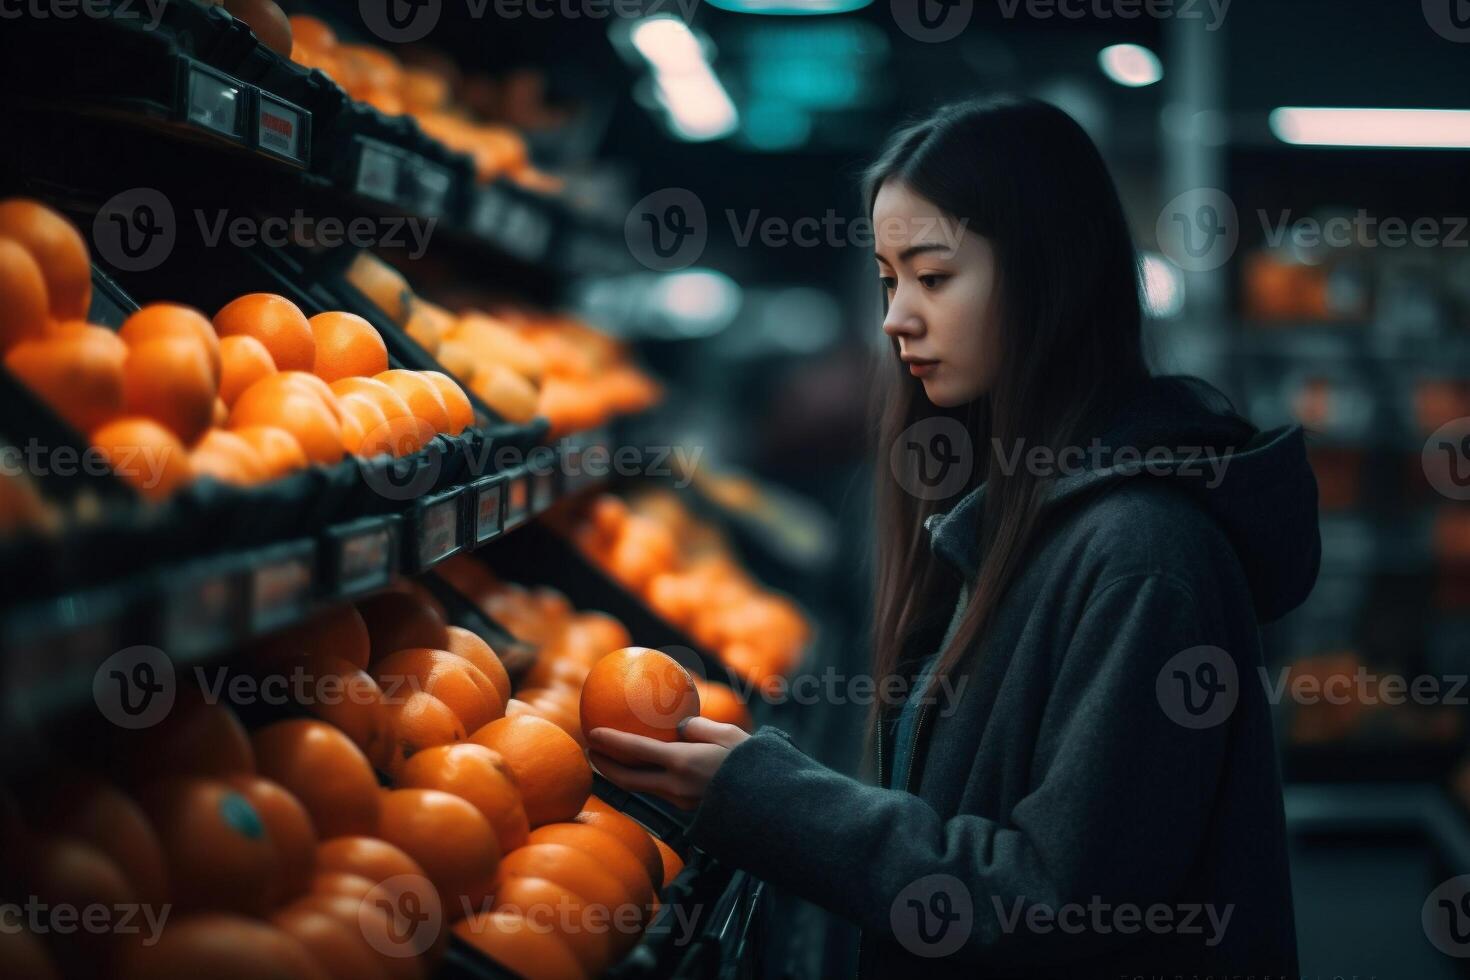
[873,180,999,407]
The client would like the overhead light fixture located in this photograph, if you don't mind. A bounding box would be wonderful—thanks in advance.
[704,0,873,13]
[1098,44,1162,87]
[628,16,738,141]
[1270,107,1470,148]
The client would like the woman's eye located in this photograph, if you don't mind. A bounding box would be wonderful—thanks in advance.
[918,274,948,289]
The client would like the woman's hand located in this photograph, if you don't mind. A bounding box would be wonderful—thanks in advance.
[586,717,750,811]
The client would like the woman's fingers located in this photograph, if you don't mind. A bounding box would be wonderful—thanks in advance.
[678,716,749,749]
[586,727,680,767]
[588,751,680,796]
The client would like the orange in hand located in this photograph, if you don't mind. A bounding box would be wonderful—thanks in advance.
[578,647,700,761]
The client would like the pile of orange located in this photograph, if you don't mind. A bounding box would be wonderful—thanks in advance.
[346,251,661,434]
[0,200,477,503]
[563,491,810,695]
[285,16,562,192]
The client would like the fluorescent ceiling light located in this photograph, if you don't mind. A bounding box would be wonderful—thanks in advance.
[631,16,738,141]
[1270,107,1470,148]
[1098,44,1162,87]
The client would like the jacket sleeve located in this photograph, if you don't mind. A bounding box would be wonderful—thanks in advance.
[683,571,1233,967]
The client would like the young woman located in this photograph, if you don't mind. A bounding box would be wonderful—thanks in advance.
[588,96,1320,978]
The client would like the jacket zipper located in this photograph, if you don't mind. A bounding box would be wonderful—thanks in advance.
[859,698,932,978]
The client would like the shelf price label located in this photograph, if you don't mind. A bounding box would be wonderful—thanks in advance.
[503,469,530,531]
[474,477,504,544]
[531,468,555,513]
[334,520,396,597]
[473,185,553,263]
[186,64,245,139]
[416,492,462,569]
[161,568,241,659]
[257,94,306,165]
[249,548,314,635]
[403,158,452,218]
[356,140,401,204]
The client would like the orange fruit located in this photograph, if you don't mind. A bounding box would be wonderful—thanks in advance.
[345,251,411,325]
[0,199,90,321]
[118,303,221,385]
[133,777,278,916]
[252,601,371,671]
[113,684,254,782]
[121,335,217,445]
[423,370,473,435]
[562,613,632,666]
[214,293,315,371]
[251,719,381,838]
[579,647,700,759]
[274,370,344,418]
[574,804,662,890]
[191,428,269,484]
[494,844,640,951]
[309,311,389,382]
[114,915,330,980]
[373,648,504,733]
[219,334,277,406]
[297,657,396,772]
[90,417,192,499]
[524,824,653,917]
[4,327,124,433]
[375,369,450,432]
[23,836,137,975]
[450,314,544,382]
[47,317,125,353]
[694,677,753,731]
[285,892,432,980]
[378,788,501,912]
[469,363,539,424]
[335,391,390,454]
[383,691,467,778]
[358,414,437,457]
[212,397,229,426]
[287,13,336,50]
[433,340,475,380]
[230,373,344,464]
[25,774,169,907]
[445,626,512,707]
[270,906,391,980]
[396,743,529,852]
[651,837,682,889]
[468,715,591,827]
[308,871,377,901]
[329,375,413,419]
[233,424,309,479]
[403,299,452,354]
[315,835,428,886]
[453,911,585,980]
[523,654,590,693]
[509,692,585,746]
[223,775,318,906]
[0,236,51,348]
[487,875,613,976]
[357,589,450,664]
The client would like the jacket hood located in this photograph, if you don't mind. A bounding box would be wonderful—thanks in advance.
[925,374,1321,624]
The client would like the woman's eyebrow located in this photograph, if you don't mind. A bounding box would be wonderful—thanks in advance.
[870,240,952,264]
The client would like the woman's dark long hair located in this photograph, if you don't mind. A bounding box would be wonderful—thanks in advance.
[866,95,1151,748]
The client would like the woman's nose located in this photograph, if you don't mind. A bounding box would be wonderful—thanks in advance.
[882,304,922,339]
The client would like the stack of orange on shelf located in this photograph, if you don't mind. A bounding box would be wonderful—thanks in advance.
[285,16,563,193]
[434,552,755,734]
[234,576,702,976]
[563,490,811,696]
[0,199,476,503]
[347,251,662,434]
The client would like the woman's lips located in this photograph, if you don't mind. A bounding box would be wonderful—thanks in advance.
[906,359,939,377]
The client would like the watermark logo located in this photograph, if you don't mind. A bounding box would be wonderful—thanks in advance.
[1155,645,1237,729]
[1424,0,1470,42]
[93,187,175,273]
[891,0,973,43]
[1422,417,1470,500]
[93,646,175,730]
[1156,188,1237,272]
[359,427,446,502]
[890,417,973,501]
[993,0,1230,30]
[993,895,1232,945]
[891,874,973,957]
[360,874,443,958]
[626,188,707,272]
[360,0,442,42]
[1424,875,1470,956]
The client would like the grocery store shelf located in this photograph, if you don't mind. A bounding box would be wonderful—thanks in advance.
[0,5,635,301]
